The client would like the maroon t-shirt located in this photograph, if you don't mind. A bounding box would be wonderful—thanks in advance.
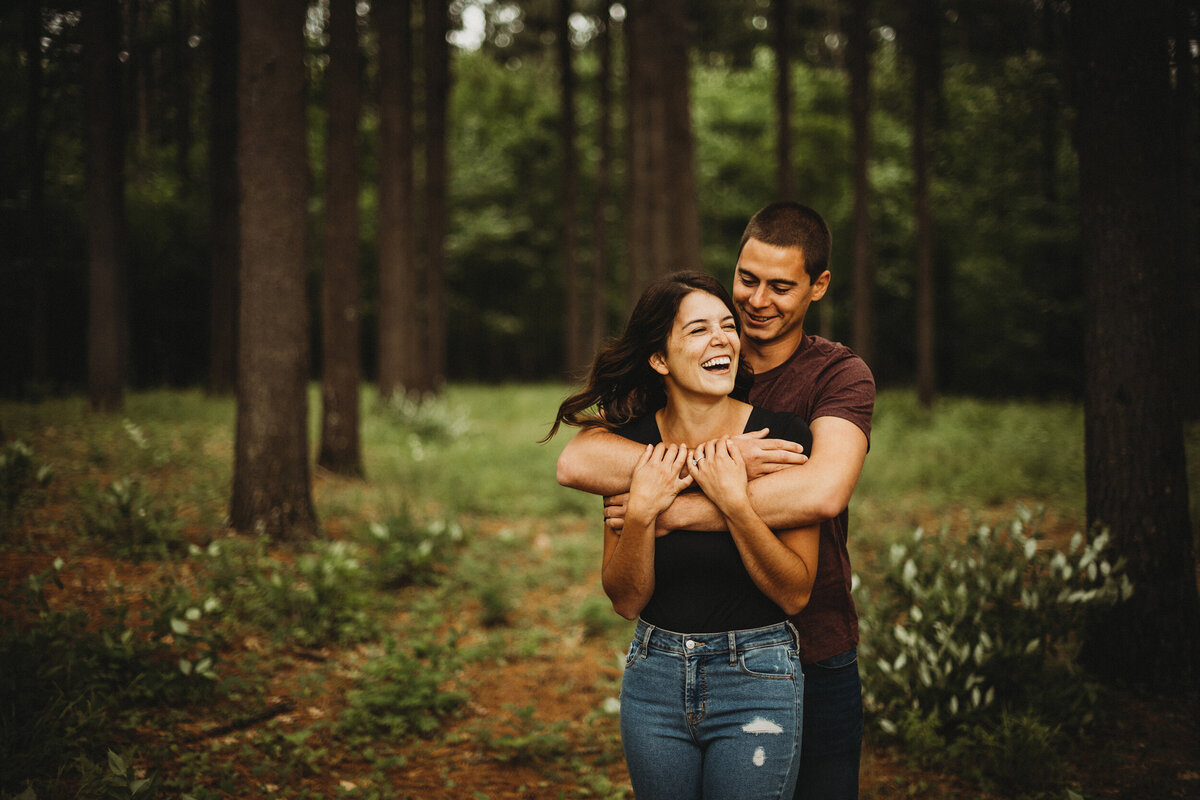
[748,333,875,663]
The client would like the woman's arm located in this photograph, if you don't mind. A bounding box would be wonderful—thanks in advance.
[600,443,692,619]
[687,438,819,615]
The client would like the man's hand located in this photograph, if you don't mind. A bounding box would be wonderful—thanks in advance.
[603,493,629,532]
[731,428,808,480]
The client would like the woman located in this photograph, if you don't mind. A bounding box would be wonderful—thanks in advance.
[548,271,820,800]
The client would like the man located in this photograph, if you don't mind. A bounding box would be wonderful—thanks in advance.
[556,201,874,800]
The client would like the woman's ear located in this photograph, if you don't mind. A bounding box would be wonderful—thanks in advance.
[649,352,669,376]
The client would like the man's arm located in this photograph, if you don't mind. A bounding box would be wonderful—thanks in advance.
[556,426,646,496]
[655,415,869,531]
[557,424,806,497]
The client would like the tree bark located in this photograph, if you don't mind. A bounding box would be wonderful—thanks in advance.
[558,0,582,378]
[208,0,238,394]
[624,0,701,301]
[84,0,127,412]
[1073,0,1200,687]
[590,13,613,355]
[317,0,364,477]
[847,0,874,369]
[911,0,938,408]
[421,0,450,393]
[24,0,49,387]
[774,0,794,201]
[376,0,419,398]
[230,0,318,541]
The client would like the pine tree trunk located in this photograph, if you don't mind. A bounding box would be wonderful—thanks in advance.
[590,14,613,355]
[421,0,449,393]
[317,0,364,477]
[207,0,238,394]
[1074,0,1199,686]
[85,0,127,412]
[774,0,793,201]
[25,0,49,386]
[847,0,874,369]
[558,0,582,378]
[911,0,937,408]
[230,0,317,541]
[376,0,419,398]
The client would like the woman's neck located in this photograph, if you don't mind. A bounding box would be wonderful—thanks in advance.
[655,395,752,447]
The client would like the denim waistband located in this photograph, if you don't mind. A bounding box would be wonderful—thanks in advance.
[633,618,798,659]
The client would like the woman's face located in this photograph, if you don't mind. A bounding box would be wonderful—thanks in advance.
[650,290,741,399]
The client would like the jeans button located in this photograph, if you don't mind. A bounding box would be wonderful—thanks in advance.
[686,640,696,650]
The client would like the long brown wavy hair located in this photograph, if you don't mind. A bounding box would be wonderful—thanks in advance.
[544,271,753,441]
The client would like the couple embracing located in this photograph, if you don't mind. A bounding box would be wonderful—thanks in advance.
[548,202,875,800]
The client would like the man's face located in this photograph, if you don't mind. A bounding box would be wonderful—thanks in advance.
[732,237,829,347]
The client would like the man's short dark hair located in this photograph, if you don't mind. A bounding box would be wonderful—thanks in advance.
[738,201,832,282]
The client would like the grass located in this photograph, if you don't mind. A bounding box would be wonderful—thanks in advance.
[1,384,1197,800]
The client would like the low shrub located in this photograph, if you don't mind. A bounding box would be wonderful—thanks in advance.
[337,633,468,741]
[80,478,185,560]
[858,506,1130,794]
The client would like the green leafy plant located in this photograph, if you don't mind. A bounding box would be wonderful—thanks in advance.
[0,440,53,534]
[359,514,464,589]
[80,478,184,560]
[338,633,468,741]
[858,506,1130,790]
[198,536,380,646]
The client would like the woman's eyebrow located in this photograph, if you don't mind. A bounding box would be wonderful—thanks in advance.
[682,314,736,327]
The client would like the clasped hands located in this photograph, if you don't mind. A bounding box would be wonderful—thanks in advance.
[611,428,806,533]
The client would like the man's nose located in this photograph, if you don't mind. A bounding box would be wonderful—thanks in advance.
[749,284,769,308]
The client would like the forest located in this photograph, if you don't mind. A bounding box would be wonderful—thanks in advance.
[1,0,1199,798]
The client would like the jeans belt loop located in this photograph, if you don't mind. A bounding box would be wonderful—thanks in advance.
[785,620,800,650]
[728,630,737,666]
[639,622,654,659]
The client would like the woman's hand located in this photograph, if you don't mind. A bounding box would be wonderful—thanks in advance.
[687,437,752,516]
[627,443,693,524]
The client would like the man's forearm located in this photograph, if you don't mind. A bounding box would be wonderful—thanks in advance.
[556,426,644,495]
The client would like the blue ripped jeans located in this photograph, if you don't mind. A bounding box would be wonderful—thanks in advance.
[619,619,803,800]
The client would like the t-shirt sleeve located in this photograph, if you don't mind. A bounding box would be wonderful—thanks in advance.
[813,356,875,446]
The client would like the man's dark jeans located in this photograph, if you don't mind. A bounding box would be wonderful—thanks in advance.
[794,647,863,800]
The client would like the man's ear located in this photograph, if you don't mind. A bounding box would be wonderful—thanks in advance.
[649,352,669,376]
[811,270,831,301]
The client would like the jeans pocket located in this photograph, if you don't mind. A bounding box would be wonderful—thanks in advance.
[739,643,796,680]
[806,646,858,673]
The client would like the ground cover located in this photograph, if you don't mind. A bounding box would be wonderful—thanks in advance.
[1,386,1197,799]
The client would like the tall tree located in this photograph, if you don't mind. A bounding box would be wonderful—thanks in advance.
[773,0,794,201]
[558,0,582,377]
[84,0,127,412]
[846,0,874,368]
[230,0,318,540]
[909,0,939,407]
[421,0,450,392]
[624,0,702,303]
[207,0,238,393]
[317,0,364,477]
[590,10,614,355]
[1072,0,1199,686]
[376,0,419,398]
[24,0,49,387]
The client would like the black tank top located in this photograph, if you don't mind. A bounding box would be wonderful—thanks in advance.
[615,406,813,633]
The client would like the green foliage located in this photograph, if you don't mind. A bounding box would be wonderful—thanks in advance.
[0,440,53,534]
[359,514,464,590]
[80,478,186,560]
[338,634,468,741]
[198,536,381,647]
[471,705,571,765]
[859,390,1085,517]
[858,507,1130,790]
[0,564,219,797]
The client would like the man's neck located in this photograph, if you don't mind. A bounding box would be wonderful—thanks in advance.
[742,330,807,374]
